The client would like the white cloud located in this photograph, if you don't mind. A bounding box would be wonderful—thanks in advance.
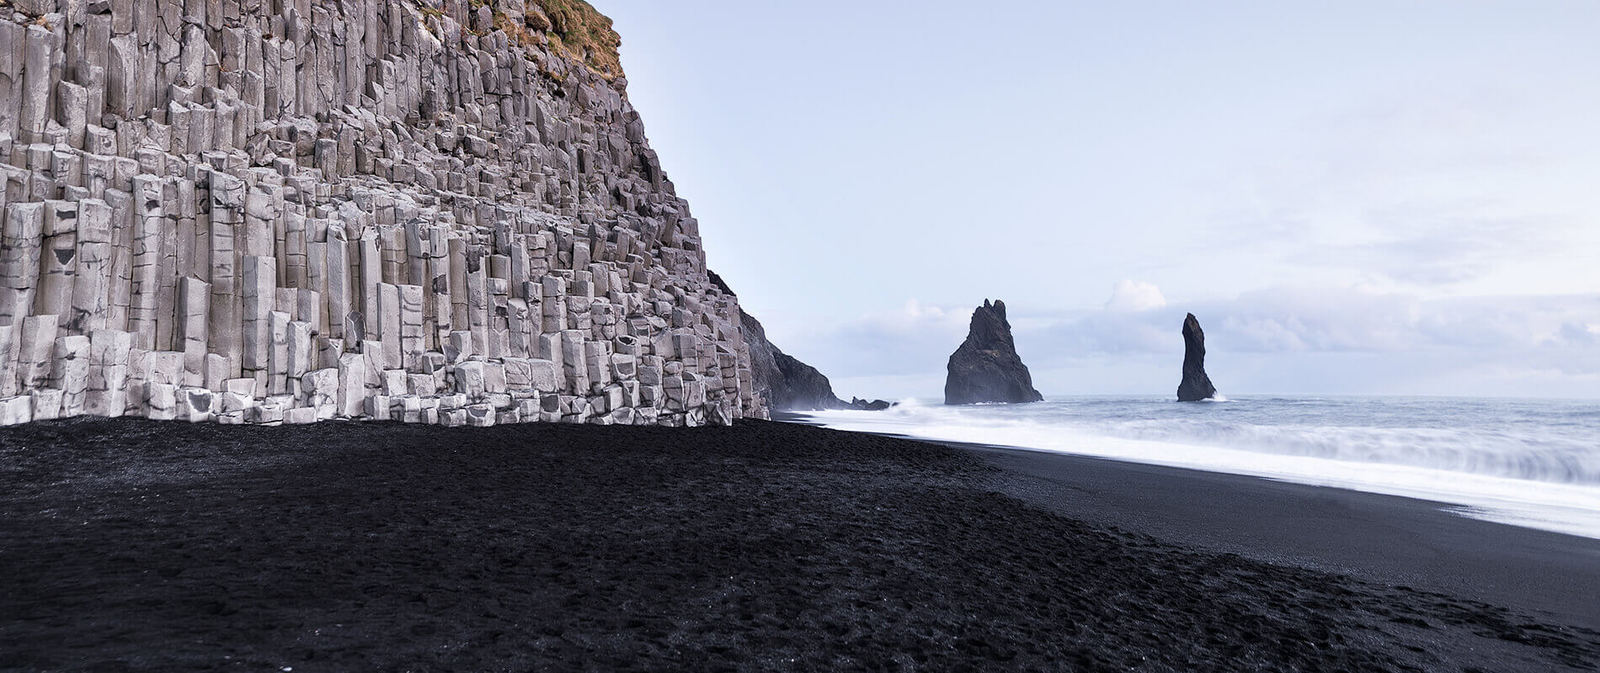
[1104,280,1168,313]
[838,298,967,338]
[896,298,949,322]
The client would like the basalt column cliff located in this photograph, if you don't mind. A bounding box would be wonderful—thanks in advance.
[0,0,766,426]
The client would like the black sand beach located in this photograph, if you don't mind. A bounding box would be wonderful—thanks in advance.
[2,418,1597,672]
[969,442,1600,629]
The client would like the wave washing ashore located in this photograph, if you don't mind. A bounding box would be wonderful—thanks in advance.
[804,395,1600,540]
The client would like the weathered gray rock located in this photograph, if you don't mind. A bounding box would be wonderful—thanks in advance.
[31,388,64,421]
[49,335,90,416]
[17,25,52,143]
[0,395,32,425]
[16,314,58,391]
[84,328,130,417]
[0,0,765,427]
[302,368,340,420]
[182,388,216,423]
[144,382,176,421]
[1177,313,1218,402]
[944,299,1043,405]
[849,397,894,411]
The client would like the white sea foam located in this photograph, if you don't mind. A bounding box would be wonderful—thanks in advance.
[803,396,1600,540]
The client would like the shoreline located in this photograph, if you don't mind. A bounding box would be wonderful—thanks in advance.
[778,413,1600,628]
[968,439,1600,628]
[784,403,1600,542]
[3,417,1597,671]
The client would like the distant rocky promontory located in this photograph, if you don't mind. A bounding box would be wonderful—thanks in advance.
[1177,313,1217,402]
[708,272,887,411]
[740,310,893,411]
[944,299,1042,405]
[738,308,843,411]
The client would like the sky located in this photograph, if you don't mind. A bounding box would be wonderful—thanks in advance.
[594,0,1600,399]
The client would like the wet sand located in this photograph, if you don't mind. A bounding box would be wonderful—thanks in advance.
[966,441,1600,629]
[2,417,1596,671]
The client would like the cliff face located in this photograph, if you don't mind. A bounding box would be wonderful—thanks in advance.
[944,299,1042,405]
[704,270,845,411]
[0,0,766,426]
[737,309,851,411]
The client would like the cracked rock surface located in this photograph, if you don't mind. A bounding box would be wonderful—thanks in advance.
[0,0,763,427]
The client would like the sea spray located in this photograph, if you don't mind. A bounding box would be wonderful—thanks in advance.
[804,395,1600,540]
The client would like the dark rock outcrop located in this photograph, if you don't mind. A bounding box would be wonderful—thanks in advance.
[739,304,841,411]
[1177,313,1218,402]
[850,397,894,411]
[770,349,849,411]
[712,271,886,411]
[733,305,794,409]
[944,300,1043,405]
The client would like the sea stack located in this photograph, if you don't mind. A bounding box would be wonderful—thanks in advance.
[944,300,1043,405]
[1177,313,1218,402]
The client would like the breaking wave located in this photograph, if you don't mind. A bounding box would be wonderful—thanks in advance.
[804,396,1600,539]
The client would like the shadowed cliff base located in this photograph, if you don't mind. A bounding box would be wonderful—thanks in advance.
[3,418,1596,671]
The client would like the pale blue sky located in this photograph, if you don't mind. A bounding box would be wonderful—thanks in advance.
[596,0,1600,399]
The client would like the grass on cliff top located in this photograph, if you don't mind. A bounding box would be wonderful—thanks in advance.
[529,0,624,81]
[426,0,622,82]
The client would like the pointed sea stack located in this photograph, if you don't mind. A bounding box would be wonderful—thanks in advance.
[1177,313,1218,402]
[944,300,1043,405]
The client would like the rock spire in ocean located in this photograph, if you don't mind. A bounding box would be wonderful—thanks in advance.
[1177,313,1218,402]
[944,299,1043,405]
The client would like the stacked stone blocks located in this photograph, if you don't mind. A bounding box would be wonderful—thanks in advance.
[0,0,765,427]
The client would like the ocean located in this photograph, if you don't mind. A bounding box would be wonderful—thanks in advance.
[802,395,1600,540]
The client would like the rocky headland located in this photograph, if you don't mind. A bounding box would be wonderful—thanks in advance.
[704,270,880,411]
[742,310,893,411]
[0,0,764,427]
[737,307,844,411]
[944,299,1042,405]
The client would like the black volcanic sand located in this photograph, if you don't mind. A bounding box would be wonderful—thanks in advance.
[963,442,1600,630]
[2,419,1597,672]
